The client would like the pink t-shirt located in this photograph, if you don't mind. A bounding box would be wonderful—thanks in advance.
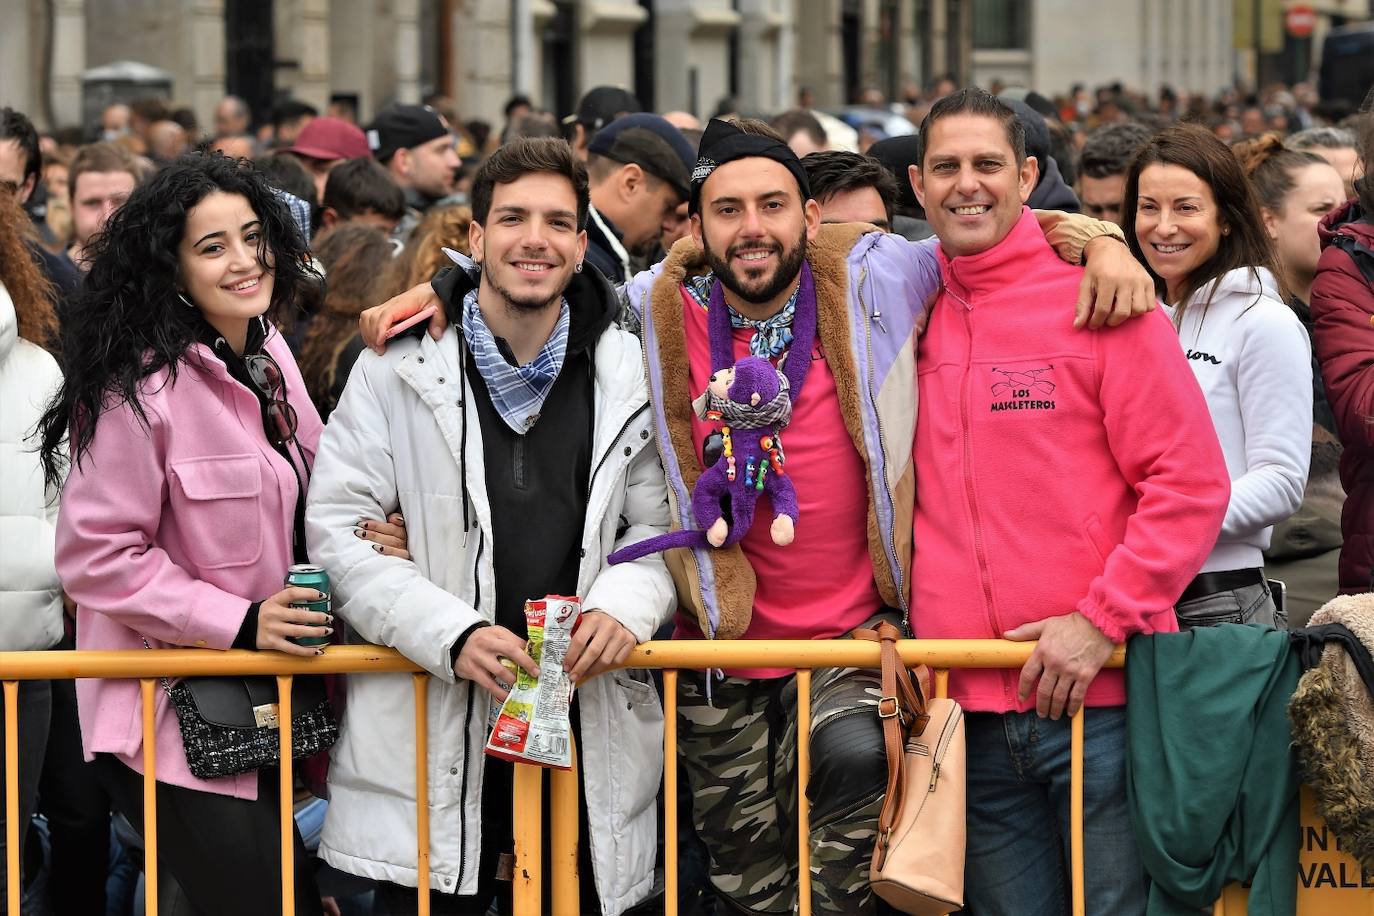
[674,286,883,677]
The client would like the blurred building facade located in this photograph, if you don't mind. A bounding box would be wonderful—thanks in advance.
[2,0,1368,134]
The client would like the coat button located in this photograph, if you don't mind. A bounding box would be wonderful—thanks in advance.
[417,356,425,364]
[449,767,458,775]
[438,377,445,384]
[640,429,649,439]
[623,446,632,456]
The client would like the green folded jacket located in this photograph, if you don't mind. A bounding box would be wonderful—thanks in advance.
[1126,624,1300,916]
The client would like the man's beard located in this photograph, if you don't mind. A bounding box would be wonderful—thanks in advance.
[703,224,807,306]
[482,258,568,314]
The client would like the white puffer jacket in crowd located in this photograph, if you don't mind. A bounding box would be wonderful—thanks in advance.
[306,313,675,914]
[0,281,64,651]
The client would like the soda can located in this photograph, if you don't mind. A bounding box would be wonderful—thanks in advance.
[284,564,331,647]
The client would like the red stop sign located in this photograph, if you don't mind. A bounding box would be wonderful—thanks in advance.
[1286,5,1317,38]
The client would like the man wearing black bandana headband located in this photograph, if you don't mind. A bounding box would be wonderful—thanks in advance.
[359,116,1156,915]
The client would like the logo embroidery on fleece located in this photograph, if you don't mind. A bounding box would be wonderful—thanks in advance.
[990,366,1057,412]
[1186,349,1222,365]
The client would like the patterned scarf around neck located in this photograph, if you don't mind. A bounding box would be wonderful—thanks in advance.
[685,275,800,359]
[461,289,571,434]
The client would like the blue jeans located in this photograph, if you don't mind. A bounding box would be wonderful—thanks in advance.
[962,708,1146,916]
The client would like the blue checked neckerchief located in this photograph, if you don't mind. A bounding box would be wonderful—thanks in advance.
[461,289,570,434]
[684,274,800,359]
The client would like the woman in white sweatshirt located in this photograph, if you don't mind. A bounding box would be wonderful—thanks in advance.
[1122,124,1312,628]
[0,192,64,900]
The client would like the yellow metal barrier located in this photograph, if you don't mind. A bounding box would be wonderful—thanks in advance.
[1,646,423,916]
[611,639,1120,916]
[4,641,1371,916]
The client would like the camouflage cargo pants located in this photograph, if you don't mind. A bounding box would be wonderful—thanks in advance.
[678,650,890,916]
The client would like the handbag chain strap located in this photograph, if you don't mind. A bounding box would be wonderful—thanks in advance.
[851,620,929,868]
[140,637,176,698]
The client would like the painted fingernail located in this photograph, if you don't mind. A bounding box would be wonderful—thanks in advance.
[325,627,334,635]
[316,648,325,656]
[354,528,365,538]
[373,544,382,553]
[393,516,405,526]
[325,615,334,625]
[316,590,326,600]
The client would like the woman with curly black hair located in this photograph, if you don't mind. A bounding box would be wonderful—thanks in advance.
[36,153,405,915]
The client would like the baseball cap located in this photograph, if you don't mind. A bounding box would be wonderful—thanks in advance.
[283,117,370,162]
[366,105,451,162]
[561,86,642,131]
[587,113,697,200]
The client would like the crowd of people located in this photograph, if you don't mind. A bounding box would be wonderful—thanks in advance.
[0,70,1371,916]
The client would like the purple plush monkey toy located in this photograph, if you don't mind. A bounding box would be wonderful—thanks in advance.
[608,355,798,565]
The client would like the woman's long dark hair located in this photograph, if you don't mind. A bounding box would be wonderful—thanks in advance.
[1122,124,1288,322]
[37,152,316,490]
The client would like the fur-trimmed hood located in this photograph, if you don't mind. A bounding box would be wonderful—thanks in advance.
[1289,593,1374,871]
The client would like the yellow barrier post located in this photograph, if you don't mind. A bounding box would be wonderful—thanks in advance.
[413,674,431,916]
[1070,709,1085,916]
[4,680,18,916]
[550,739,580,914]
[664,669,679,916]
[141,678,159,916]
[277,675,295,916]
[512,763,543,915]
[796,668,812,916]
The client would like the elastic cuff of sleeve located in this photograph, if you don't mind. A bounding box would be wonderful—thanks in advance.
[450,621,490,671]
[233,602,262,650]
[1075,598,1126,644]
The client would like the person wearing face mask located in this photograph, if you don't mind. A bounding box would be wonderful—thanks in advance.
[1234,134,1349,623]
[1123,125,1313,629]
[35,153,407,916]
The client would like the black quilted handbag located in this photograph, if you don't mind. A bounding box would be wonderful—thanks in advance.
[160,674,339,780]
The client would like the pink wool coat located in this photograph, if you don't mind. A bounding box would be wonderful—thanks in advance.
[55,330,322,799]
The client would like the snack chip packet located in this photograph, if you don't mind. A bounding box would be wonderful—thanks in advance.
[484,595,581,769]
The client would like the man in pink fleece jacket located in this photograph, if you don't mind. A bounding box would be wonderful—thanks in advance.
[910,89,1231,915]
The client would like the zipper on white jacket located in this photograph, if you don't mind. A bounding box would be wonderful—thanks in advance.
[456,682,476,887]
[458,527,485,888]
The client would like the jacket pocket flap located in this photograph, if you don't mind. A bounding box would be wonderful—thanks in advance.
[172,454,262,500]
